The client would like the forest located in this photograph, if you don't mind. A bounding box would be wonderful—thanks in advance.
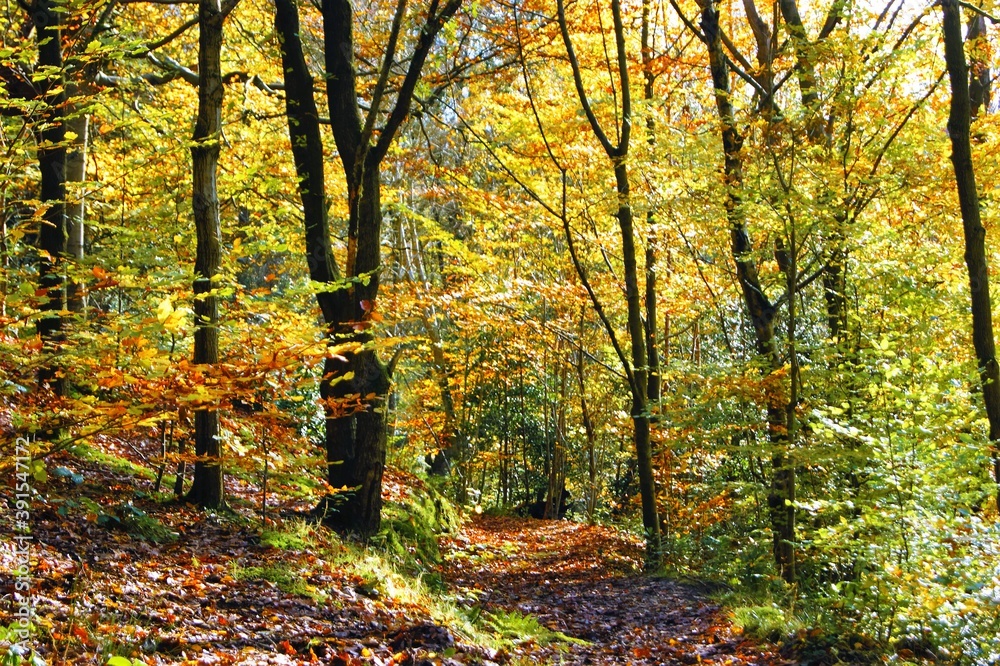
[2,0,1000,663]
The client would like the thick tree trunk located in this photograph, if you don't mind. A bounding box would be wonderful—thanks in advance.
[278,0,459,536]
[274,0,339,313]
[322,0,459,536]
[942,0,1000,512]
[320,159,391,535]
[322,165,391,533]
[33,0,68,395]
[184,0,226,509]
[703,0,794,582]
[323,346,391,535]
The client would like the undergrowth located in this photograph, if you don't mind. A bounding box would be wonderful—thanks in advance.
[483,609,589,649]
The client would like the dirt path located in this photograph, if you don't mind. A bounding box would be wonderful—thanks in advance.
[440,517,783,665]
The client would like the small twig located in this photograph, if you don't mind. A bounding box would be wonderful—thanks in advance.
[470,587,493,623]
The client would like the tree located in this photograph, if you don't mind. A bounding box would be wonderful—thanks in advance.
[941,0,1000,511]
[697,0,795,582]
[184,0,236,509]
[556,0,661,564]
[275,0,462,536]
[11,0,69,396]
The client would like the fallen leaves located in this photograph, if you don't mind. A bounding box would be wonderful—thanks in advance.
[439,516,787,665]
[2,443,788,666]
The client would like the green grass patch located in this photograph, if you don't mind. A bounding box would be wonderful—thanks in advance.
[229,562,314,598]
[68,444,157,481]
[483,610,589,649]
[260,519,319,551]
[730,605,801,642]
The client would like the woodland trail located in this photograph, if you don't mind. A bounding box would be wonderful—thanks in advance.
[439,517,784,665]
[4,443,786,665]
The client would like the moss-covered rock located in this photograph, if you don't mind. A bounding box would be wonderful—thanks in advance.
[376,480,461,570]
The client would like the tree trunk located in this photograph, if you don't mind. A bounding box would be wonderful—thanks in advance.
[319,159,392,535]
[556,0,661,564]
[616,163,662,559]
[33,0,68,396]
[642,0,660,415]
[422,309,462,476]
[274,0,339,310]
[942,0,1000,512]
[277,0,459,536]
[66,109,88,313]
[184,0,227,509]
[544,358,569,519]
[702,0,794,582]
[966,11,990,119]
[576,311,600,521]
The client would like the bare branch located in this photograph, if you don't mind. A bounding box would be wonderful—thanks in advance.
[556,0,616,157]
[817,0,847,40]
[361,0,408,150]
[669,0,706,43]
[371,0,462,164]
[131,14,199,55]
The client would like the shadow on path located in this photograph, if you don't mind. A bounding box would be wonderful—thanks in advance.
[440,517,785,665]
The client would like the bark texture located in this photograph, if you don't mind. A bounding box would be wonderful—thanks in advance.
[185,0,227,509]
[33,0,68,395]
[942,0,1000,512]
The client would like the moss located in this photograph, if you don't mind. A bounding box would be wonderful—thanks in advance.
[229,562,315,598]
[374,483,461,570]
[730,605,801,642]
[69,444,157,481]
[261,519,318,551]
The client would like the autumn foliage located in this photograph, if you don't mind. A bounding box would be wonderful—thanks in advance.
[3,0,1000,663]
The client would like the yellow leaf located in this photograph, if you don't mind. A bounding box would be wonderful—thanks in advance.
[163,308,191,334]
[156,297,173,324]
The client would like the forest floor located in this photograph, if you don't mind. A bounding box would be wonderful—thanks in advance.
[439,517,784,665]
[1,440,784,665]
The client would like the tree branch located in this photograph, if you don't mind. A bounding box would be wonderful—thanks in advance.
[371,0,462,164]
[557,0,616,157]
[361,0,408,151]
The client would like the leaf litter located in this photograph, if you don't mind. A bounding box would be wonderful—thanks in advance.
[439,517,787,665]
[1,443,785,665]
